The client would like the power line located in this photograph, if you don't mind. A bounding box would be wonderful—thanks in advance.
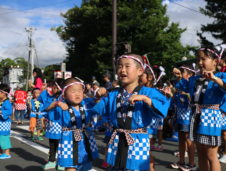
[171,1,204,15]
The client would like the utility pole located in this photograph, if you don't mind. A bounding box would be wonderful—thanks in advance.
[25,27,36,90]
[112,0,117,80]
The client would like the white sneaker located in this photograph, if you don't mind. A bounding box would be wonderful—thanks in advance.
[219,155,226,163]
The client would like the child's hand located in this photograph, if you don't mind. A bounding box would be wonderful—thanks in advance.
[129,95,152,107]
[57,101,69,110]
[96,87,107,98]
[202,71,217,81]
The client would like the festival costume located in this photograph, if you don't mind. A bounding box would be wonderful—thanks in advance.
[174,78,191,132]
[189,72,226,146]
[38,90,62,163]
[56,100,98,168]
[0,99,12,150]
[92,86,170,170]
[220,95,226,131]
[38,90,62,139]
[29,99,46,132]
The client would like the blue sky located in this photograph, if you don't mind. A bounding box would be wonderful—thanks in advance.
[0,0,81,10]
[0,0,218,66]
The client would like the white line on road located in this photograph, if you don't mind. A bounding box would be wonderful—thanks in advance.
[11,130,49,154]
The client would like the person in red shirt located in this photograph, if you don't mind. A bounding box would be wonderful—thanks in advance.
[29,68,44,91]
[14,88,27,124]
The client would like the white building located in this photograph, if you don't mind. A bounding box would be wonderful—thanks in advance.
[3,67,24,92]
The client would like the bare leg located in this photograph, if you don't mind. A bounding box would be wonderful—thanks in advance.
[185,132,195,166]
[206,145,221,171]
[196,143,209,171]
[178,131,186,164]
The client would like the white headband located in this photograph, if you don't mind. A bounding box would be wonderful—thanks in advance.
[117,55,145,69]
[62,81,85,95]
[144,64,156,81]
[55,82,62,91]
[199,48,220,59]
[180,66,197,73]
[0,89,9,95]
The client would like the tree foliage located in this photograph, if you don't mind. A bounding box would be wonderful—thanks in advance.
[198,0,226,46]
[57,0,193,81]
[43,64,61,82]
[0,57,30,82]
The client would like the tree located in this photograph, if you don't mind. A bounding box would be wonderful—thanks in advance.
[198,0,226,46]
[43,64,61,82]
[57,0,193,81]
[0,57,30,83]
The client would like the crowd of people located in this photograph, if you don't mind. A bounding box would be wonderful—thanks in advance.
[0,45,226,171]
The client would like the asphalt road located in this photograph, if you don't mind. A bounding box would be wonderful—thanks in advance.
[0,121,225,171]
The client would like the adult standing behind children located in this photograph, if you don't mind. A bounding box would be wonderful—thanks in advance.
[29,68,44,91]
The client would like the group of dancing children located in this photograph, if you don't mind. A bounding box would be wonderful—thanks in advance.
[0,45,226,171]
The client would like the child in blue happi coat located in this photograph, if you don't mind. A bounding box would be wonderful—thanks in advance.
[170,64,196,170]
[219,89,226,164]
[38,79,65,170]
[54,77,98,171]
[0,84,13,159]
[140,64,172,171]
[29,88,46,141]
[188,46,226,171]
[91,53,171,171]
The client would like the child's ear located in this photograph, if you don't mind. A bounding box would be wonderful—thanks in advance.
[138,67,144,76]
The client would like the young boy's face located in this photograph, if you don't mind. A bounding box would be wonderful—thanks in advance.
[117,58,143,86]
[52,85,60,95]
[0,91,7,100]
[64,83,84,105]
[33,89,40,99]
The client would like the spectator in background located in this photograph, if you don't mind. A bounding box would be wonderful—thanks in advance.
[103,72,112,91]
[84,83,93,98]
[112,80,120,88]
[92,80,100,97]
[14,86,27,125]
[29,68,43,91]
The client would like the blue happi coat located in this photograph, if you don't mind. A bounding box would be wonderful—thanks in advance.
[0,99,12,136]
[188,72,226,136]
[174,78,192,126]
[30,99,46,119]
[91,86,170,170]
[220,95,226,131]
[55,100,98,168]
[38,90,62,139]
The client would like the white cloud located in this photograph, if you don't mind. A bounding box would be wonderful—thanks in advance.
[0,6,67,66]
[166,0,221,46]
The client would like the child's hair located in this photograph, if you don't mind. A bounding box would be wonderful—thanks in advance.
[54,78,65,91]
[62,77,85,95]
[64,77,84,87]
[179,64,196,76]
[33,68,43,84]
[117,53,144,68]
[197,46,221,60]
[32,88,40,94]
[0,83,10,95]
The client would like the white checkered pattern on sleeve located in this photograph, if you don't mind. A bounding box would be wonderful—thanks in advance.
[0,121,11,131]
[48,122,62,134]
[89,135,98,152]
[177,108,191,121]
[108,134,119,155]
[201,109,222,128]
[127,138,150,160]
[58,140,73,159]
